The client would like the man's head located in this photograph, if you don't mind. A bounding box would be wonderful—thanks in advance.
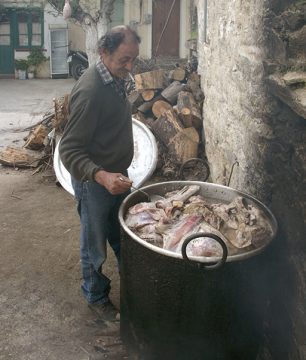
[97,25,141,79]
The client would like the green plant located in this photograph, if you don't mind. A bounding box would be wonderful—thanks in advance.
[27,48,48,73]
[15,59,29,71]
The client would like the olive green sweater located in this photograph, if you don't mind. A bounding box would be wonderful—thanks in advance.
[59,65,133,182]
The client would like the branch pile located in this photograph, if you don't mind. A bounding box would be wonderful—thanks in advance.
[0,95,69,173]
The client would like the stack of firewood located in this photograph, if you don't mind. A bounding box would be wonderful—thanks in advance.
[128,65,206,179]
[0,65,209,182]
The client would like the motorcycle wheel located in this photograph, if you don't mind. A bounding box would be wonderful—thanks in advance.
[71,59,87,80]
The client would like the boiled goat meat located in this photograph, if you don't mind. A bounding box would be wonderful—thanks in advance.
[125,185,273,258]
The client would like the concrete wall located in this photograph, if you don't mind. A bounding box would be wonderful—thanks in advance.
[196,0,306,358]
[198,0,268,193]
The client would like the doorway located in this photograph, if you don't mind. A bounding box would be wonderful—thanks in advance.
[49,27,69,78]
[152,0,180,57]
[0,10,14,76]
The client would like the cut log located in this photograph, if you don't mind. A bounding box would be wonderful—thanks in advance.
[283,71,306,86]
[0,146,43,168]
[134,111,147,123]
[24,124,49,150]
[134,112,155,129]
[173,105,178,114]
[51,94,69,131]
[128,90,144,111]
[187,72,201,83]
[137,95,162,114]
[186,73,204,103]
[141,89,155,101]
[151,109,184,147]
[177,91,202,129]
[168,127,199,163]
[161,81,186,105]
[152,100,173,118]
[169,67,186,82]
[134,69,166,90]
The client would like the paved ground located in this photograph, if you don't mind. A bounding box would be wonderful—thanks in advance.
[0,78,129,360]
[0,78,75,149]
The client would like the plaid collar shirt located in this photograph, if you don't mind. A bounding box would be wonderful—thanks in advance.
[96,59,126,99]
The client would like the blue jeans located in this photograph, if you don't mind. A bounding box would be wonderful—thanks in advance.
[72,177,129,304]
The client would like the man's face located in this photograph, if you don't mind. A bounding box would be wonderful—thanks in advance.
[102,41,139,79]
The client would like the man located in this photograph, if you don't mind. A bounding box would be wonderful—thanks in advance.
[59,26,140,320]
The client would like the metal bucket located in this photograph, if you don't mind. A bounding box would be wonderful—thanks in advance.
[118,181,277,360]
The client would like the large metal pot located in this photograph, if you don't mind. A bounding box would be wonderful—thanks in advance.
[118,181,277,360]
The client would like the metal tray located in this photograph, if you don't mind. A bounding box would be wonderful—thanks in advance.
[53,118,158,195]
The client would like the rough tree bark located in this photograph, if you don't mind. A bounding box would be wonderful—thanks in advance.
[47,0,115,65]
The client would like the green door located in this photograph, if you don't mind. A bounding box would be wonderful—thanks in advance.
[0,10,14,75]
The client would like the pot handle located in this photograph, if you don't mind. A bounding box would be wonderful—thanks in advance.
[179,158,210,182]
[181,232,228,270]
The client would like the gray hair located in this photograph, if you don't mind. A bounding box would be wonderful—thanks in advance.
[97,25,141,54]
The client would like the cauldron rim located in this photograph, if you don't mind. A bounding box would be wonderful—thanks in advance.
[119,180,278,264]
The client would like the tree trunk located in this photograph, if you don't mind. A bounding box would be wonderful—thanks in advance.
[82,16,109,65]
[47,0,115,66]
[80,0,115,65]
[82,17,99,65]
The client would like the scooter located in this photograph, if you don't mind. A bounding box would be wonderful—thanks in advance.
[67,50,88,80]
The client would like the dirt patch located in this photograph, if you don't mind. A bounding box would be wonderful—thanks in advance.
[0,167,128,360]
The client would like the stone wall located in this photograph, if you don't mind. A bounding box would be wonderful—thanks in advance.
[197,0,306,358]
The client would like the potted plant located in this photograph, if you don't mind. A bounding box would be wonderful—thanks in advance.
[15,59,29,80]
[27,48,49,78]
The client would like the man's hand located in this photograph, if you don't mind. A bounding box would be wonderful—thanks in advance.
[94,169,132,194]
